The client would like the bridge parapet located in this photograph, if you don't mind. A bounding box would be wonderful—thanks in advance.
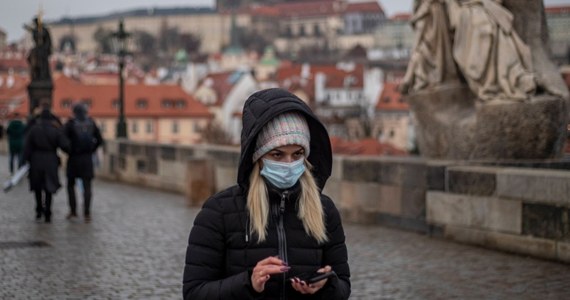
[98,140,570,263]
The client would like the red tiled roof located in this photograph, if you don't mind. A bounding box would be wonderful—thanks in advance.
[14,75,213,119]
[545,5,570,14]
[330,136,408,156]
[273,1,341,18]
[0,73,29,118]
[0,57,28,71]
[391,13,412,21]
[319,65,364,89]
[345,1,384,14]
[198,71,235,106]
[79,72,119,85]
[376,82,409,111]
[0,73,28,92]
[249,5,281,17]
[277,63,364,89]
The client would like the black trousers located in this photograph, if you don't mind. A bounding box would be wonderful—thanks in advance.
[34,189,52,220]
[67,177,92,216]
[9,150,23,174]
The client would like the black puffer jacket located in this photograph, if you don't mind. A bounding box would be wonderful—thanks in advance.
[183,89,350,299]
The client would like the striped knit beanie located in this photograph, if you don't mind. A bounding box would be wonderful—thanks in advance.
[253,112,311,162]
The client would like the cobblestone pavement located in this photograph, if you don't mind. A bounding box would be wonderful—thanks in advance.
[0,155,569,299]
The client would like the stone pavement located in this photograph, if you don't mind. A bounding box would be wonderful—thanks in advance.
[0,154,569,299]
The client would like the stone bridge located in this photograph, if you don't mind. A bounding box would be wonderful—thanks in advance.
[1,154,569,299]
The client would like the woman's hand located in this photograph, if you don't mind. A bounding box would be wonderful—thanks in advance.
[290,265,332,294]
[251,256,290,293]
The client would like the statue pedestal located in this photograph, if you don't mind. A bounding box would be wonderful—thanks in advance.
[27,80,53,115]
[406,84,569,160]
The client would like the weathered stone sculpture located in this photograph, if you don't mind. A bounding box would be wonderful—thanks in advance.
[448,0,536,101]
[402,0,569,159]
[25,16,54,114]
[401,0,459,94]
[25,17,52,82]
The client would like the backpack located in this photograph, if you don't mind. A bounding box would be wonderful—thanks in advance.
[71,118,96,154]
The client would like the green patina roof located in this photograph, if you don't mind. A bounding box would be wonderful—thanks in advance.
[259,46,280,66]
[223,45,245,55]
[175,49,188,62]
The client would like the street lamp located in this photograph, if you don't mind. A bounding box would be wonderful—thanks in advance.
[112,19,130,138]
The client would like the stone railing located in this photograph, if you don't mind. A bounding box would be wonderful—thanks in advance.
[427,161,570,263]
[96,140,569,263]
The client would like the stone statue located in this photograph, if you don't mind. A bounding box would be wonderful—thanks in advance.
[402,0,570,160]
[447,0,536,101]
[24,17,52,82]
[400,0,459,94]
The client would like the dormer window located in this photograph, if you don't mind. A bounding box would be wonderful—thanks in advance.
[81,98,92,108]
[162,98,186,109]
[136,98,148,109]
[161,99,173,108]
[175,99,186,108]
[61,98,72,109]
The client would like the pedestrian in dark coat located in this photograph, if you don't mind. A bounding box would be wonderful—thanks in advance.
[24,108,70,223]
[63,103,103,222]
[6,113,26,174]
[183,88,351,299]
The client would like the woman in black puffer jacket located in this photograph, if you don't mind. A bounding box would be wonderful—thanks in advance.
[183,88,350,299]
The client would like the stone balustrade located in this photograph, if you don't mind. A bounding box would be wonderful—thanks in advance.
[85,140,570,263]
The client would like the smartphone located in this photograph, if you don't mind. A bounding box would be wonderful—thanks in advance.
[296,270,337,284]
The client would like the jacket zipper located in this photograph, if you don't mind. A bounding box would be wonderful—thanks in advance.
[277,190,289,300]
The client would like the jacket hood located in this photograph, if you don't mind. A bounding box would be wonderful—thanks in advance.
[72,103,88,121]
[238,88,332,190]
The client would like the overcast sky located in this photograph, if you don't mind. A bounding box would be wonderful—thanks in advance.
[1,0,569,43]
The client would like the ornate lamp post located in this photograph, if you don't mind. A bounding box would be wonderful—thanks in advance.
[112,19,130,138]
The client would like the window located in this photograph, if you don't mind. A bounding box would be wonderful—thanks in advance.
[284,26,292,37]
[175,99,186,108]
[61,98,72,109]
[314,24,321,36]
[193,122,201,133]
[162,98,186,109]
[132,121,138,133]
[136,98,148,109]
[112,99,119,109]
[146,121,153,133]
[81,98,93,108]
[172,120,179,134]
[299,25,306,37]
[162,100,173,108]
[100,121,106,133]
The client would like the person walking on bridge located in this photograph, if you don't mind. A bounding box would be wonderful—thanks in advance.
[24,107,69,223]
[183,88,351,299]
[6,112,26,175]
[63,103,103,223]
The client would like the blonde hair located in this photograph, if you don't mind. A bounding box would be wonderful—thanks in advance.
[247,159,328,244]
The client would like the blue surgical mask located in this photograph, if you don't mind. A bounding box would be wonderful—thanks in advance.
[260,158,306,189]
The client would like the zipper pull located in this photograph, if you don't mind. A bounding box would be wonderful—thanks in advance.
[280,191,288,215]
[245,217,249,243]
